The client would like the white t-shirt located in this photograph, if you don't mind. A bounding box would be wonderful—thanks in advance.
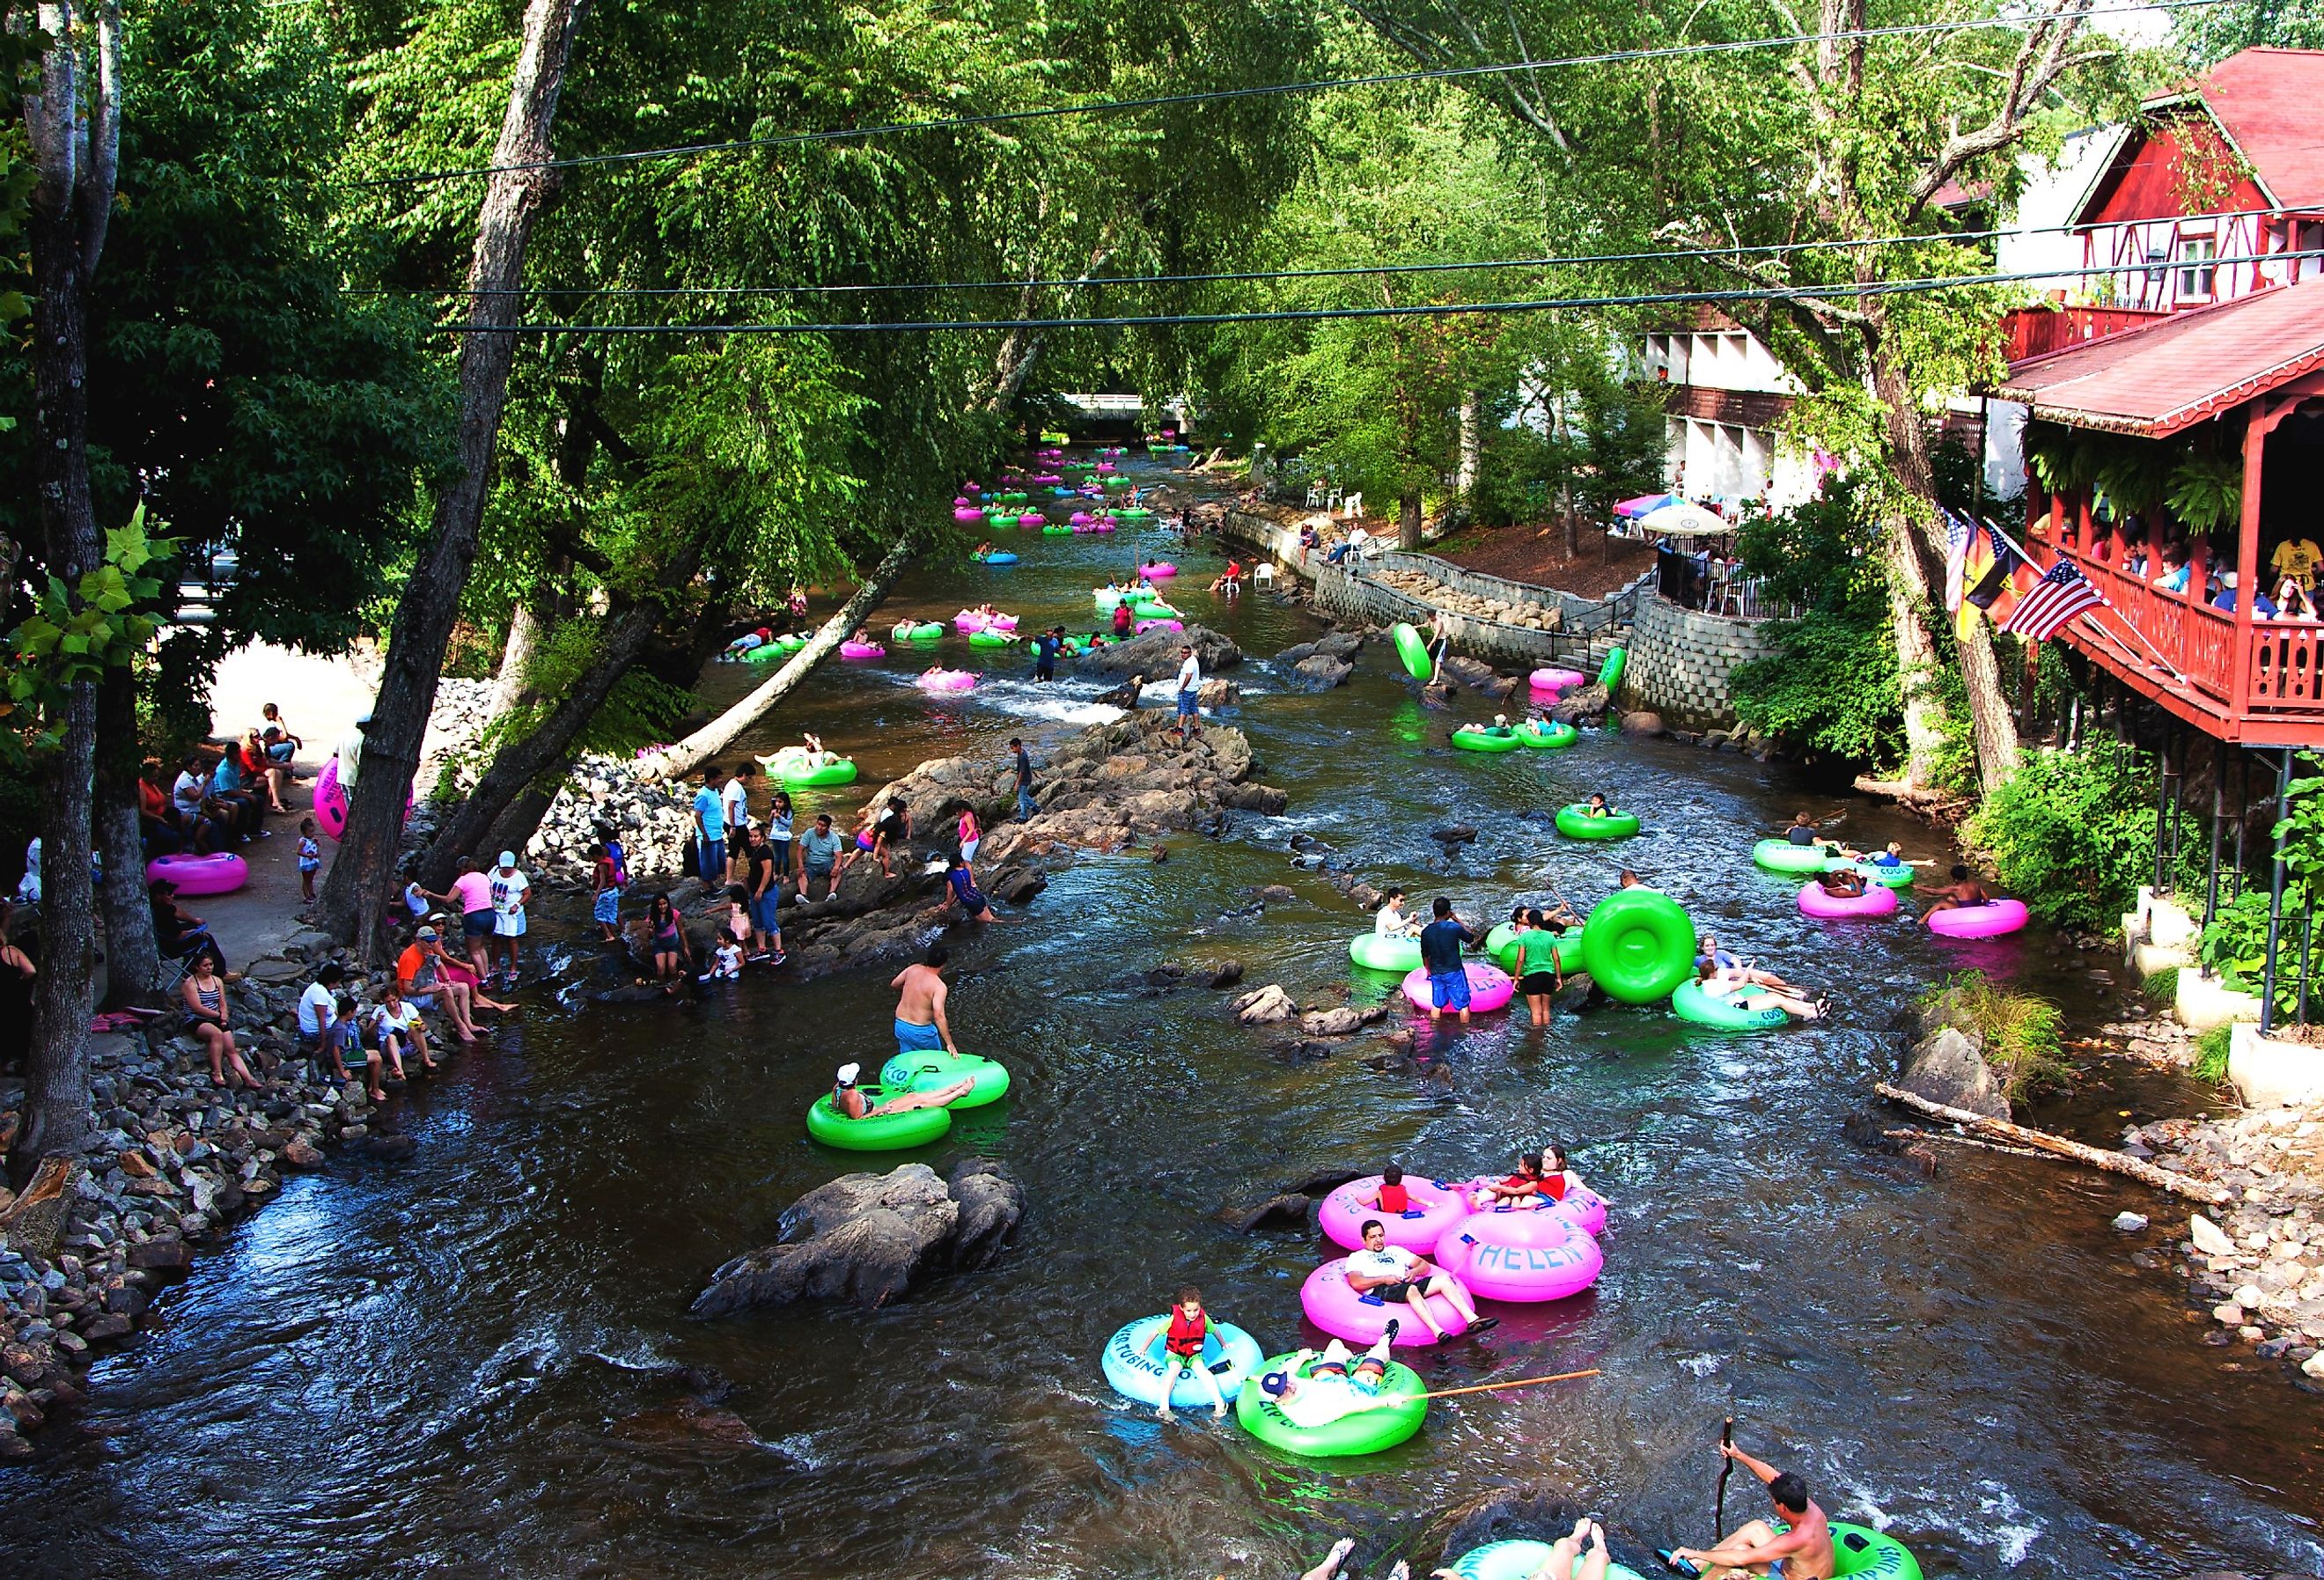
[490,867,529,918]
[722,777,749,834]
[1346,1246,1418,1282]
[371,1002,416,1034]
[173,771,207,816]
[1373,904,1409,937]
[1177,654,1202,694]
[1277,1361,1377,1429]
[298,981,336,1036]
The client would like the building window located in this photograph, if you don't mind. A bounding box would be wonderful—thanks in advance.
[2176,232,2217,299]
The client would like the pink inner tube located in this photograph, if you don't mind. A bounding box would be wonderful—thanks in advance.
[1796,880,1901,920]
[1927,897,2029,938]
[839,642,886,659]
[1320,1176,1474,1253]
[1400,961,1516,1014]
[1300,1258,1473,1347]
[952,507,985,523]
[1015,512,1045,527]
[1092,520,1115,532]
[313,754,411,841]
[1069,511,1093,525]
[1136,619,1184,634]
[1432,1209,1604,1303]
[1140,562,1177,578]
[145,851,249,897]
[988,614,1019,630]
[954,611,990,632]
[1529,667,1585,692]
[1096,461,1117,473]
[1550,1183,1608,1238]
[917,669,977,692]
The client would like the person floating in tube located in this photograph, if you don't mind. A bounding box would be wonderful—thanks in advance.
[1343,1217,1494,1338]
[1146,1286,1231,1422]
[1663,1443,1838,1579]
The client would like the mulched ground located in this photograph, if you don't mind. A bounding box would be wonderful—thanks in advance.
[1430,523,1657,600]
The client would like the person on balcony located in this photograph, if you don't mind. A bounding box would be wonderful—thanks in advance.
[2154,544,2191,594]
[2272,533,2324,587]
[2211,571,2278,620]
[2276,576,2317,621]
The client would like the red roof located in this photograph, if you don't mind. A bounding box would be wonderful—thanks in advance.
[1996,276,2324,435]
[2166,48,2324,210]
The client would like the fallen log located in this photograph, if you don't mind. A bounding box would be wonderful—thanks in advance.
[1872,1082,2229,1204]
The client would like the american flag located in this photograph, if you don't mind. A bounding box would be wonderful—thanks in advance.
[1941,509,1972,612]
[2000,559,2105,641]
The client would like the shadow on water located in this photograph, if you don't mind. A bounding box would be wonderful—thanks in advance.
[5,467,2322,1578]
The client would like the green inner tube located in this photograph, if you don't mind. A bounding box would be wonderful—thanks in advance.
[776,633,809,651]
[1234,1350,1427,1457]
[1451,1541,1649,1580]
[1555,804,1640,840]
[1043,525,1075,535]
[1114,507,1154,520]
[1390,621,1432,680]
[764,755,857,788]
[1482,925,1577,974]
[1452,726,1522,753]
[805,1090,953,1150]
[1516,719,1578,749]
[1752,838,1846,874]
[997,491,1029,503]
[740,642,787,664]
[1855,860,1916,889]
[1349,932,1423,973]
[1826,1524,1923,1580]
[1671,977,1790,1031]
[1578,888,1696,1004]
[878,1049,1011,1109]
[983,507,1016,521]
[968,628,1019,648]
[899,622,944,641]
[1596,645,1628,690]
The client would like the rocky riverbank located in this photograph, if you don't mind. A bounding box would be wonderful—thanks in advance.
[0,937,480,1459]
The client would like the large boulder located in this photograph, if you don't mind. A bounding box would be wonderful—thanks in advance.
[1292,655,1354,688]
[1897,1025,2010,1121]
[689,1160,1022,1315]
[1077,622,1242,676]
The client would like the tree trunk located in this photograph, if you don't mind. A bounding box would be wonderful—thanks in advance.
[11,0,122,1185]
[1398,487,1423,551]
[313,0,590,961]
[1878,508,1951,788]
[94,665,159,1009]
[1456,390,1482,502]
[489,596,547,719]
[1871,342,2020,793]
[640,539,917,784]
[416,542,702,893]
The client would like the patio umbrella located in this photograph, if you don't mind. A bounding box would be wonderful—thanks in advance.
[1614,493,1677,519]
[1636,500,1731,537]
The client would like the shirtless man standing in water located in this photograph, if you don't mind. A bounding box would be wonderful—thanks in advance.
[890,945,959,1059]
[1666,1443,1836,1579]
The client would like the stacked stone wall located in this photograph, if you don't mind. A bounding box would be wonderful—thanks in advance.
[1623,590,1783,728]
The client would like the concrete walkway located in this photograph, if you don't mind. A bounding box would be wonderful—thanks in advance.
[190,643,454,974]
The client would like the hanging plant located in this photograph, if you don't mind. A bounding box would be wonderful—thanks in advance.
[2166,451,2242,535]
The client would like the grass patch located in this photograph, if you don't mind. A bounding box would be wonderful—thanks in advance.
[1918,969,2070,1100]
[2143,965,2180,1006]
[2194,1024,2232,1083]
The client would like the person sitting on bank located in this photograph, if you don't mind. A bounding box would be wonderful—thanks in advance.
[1343,1217,1494,1338]
[1666,1443,1837,1579]
[829,1061,971,1119]
[1695,959,1827,1022]
[1914,863,1993,913]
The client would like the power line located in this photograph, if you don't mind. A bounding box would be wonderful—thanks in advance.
[350,202,2300,300]
[353,0,2231,189]
[423,246,2324,334]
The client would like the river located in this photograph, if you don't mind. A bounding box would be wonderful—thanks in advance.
[2,465,2319,1578]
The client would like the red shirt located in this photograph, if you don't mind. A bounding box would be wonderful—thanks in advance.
[1376,1180,1409,1213]
[1542,1174,1570,1202]
[1165,1306,1208,1356]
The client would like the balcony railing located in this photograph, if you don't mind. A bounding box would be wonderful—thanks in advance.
[2003,304,2173,364]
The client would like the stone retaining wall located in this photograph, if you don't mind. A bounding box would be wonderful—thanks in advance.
[1623,590,1783,728]
[1217,507,1622,670]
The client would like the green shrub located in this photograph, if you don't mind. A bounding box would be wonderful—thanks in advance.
[2194,1024,2232,1083]
[1962,739,2200,932]
[2196,888,2324,1015]
[1917,969,2070,1099]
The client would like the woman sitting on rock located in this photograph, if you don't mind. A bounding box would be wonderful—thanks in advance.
[180,951,259,1090]
[640,893,691,992]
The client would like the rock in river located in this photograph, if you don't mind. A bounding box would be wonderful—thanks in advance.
[691,1160,1022,1315]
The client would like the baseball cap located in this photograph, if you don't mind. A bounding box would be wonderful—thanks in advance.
[1260,1371,1290,1397]
[836,1062,861,1086]
[497,850,517,867]
[416,926,438,940]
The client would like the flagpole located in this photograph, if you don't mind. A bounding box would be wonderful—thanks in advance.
[1981,514,2188,680]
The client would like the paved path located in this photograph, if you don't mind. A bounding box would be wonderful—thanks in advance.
[193,643,455,973]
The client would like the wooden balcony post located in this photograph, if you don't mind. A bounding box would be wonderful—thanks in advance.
[2229,411,2266,719]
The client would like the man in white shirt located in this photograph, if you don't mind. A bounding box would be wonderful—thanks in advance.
[337,714,370,790]
[1343,1217,1493,1340]
[721,763,754,877]
[1174,644,1202,746]
[297,963,346,1069]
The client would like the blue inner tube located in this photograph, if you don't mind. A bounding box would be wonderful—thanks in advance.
[1099,1315,1264,1408]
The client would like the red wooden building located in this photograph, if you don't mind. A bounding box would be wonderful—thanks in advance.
[1997,49,2324,751]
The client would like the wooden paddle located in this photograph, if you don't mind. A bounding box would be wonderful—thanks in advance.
[1715,1416,1736,1534]
[1401,1367,1601,1402]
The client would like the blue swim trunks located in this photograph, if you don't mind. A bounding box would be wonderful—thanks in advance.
[1429,968,1473,1010]
[592,888,621,924]
[1176,689,1198,718]
[894,1018,945,1055]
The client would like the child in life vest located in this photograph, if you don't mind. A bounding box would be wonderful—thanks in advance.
[1146,1285,1231,1421]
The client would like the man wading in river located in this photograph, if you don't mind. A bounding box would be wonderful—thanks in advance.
[891,945,960,1059]
[1665,1442,1835,1579]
